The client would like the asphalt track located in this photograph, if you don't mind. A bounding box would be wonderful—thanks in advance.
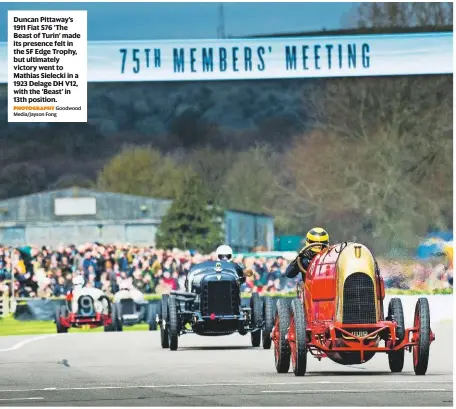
[0,322,453,407]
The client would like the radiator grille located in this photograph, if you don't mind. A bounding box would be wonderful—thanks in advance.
[120,299,136,315]
[202,280,238,315]
[342,273,376,324]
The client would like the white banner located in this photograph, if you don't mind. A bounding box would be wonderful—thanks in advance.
[0,32,452,83]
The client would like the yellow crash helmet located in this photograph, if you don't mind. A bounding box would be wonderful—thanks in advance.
[305,227,329,253]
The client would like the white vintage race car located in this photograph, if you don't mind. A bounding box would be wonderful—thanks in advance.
[113,280,157,330]
[55,277,122,333]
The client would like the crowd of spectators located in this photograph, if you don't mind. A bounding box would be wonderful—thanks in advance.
[0,243,453,299]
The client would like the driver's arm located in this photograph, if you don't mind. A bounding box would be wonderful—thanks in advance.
[285,258,300,278]
[234,263,245,278]
[285,252,311,279]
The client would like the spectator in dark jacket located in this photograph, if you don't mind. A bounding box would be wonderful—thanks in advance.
[53,277,67,297]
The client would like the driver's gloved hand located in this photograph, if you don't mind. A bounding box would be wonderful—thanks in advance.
[299,249,313,260]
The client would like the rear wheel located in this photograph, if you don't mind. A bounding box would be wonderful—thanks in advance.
[290,298,307,376]
[160,295,170,348]
[55,305,68,334]
[387,297,405,373]
[168,296,179,351]
[262,296,274,349]
[250,293,262,347]
[413,298,431,375]
[274,298,291,373]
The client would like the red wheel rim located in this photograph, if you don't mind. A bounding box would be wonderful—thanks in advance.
[413,307,420,367]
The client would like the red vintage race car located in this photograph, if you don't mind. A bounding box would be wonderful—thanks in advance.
[55,289,122,333]
[271,242,435,376]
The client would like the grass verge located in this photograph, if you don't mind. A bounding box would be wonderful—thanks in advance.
[0,315,151,337]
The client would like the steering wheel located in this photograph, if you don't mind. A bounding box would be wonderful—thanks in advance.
[296,242,329,273]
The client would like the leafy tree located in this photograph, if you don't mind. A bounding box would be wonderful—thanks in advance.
[0,163,47,199]
[48,174,95,190]
[346,2,452,28]
[283,73,452,254]
[156,173,224,253]
[186,147,236,202]
[96,145,188,199]
[221,144,282,214]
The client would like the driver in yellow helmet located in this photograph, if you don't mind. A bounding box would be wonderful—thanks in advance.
[285,227,329,280]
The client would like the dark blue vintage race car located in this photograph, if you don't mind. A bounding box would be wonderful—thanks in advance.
[157,260,274,351]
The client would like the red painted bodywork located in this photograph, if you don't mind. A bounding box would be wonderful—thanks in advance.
[59,312,112,329]
[273,244,435,364]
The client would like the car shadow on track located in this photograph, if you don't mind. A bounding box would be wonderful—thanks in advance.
[304,371,396,376]
[304,371,448,376]
[178,346,254,351]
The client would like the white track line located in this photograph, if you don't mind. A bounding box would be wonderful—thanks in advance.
[0,397,44,401]
[261,388,449,394]
[0,380,452,394]
[0,334,57,352]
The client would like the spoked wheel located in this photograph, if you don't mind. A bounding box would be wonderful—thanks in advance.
[167,296,180,351]
[262,296,274,349]
[160,295,170,349]
[413,297,431,375]
[250,292,262,347]
[274,298,291,373]
[387,297,405,373]
[55,305,68,334]
[289,298,307,376]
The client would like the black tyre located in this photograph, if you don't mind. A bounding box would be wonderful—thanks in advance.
[160,295,170,348]
[148,303,157,331]
[110,303,120,332]
[290,298,307,376]
[250,292,262,347]
[274,298,291,373]
[55,305,68,334]
[413,297,431,375]
[116,303,123,332]
[168,296,179,351]
[262,296,274,349]
[387,297,405,373]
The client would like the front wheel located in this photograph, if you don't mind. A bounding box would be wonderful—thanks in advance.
[250,293,262,347]
[413,298,431,375]
[55,305,68,334]
[168,296,179,351]
[290,298,307,376]
[148,303,157,331]
[262,296,274,349]
[115,303,123,332]
[387,297,405,373]
[160,295,170,349]
[274,298,291,373]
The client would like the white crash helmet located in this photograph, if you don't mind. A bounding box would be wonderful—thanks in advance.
[216,245,233,261]
[72,275,85,287]
[119,279,132,291]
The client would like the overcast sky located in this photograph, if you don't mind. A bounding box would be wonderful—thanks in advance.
[0,2,357,42]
